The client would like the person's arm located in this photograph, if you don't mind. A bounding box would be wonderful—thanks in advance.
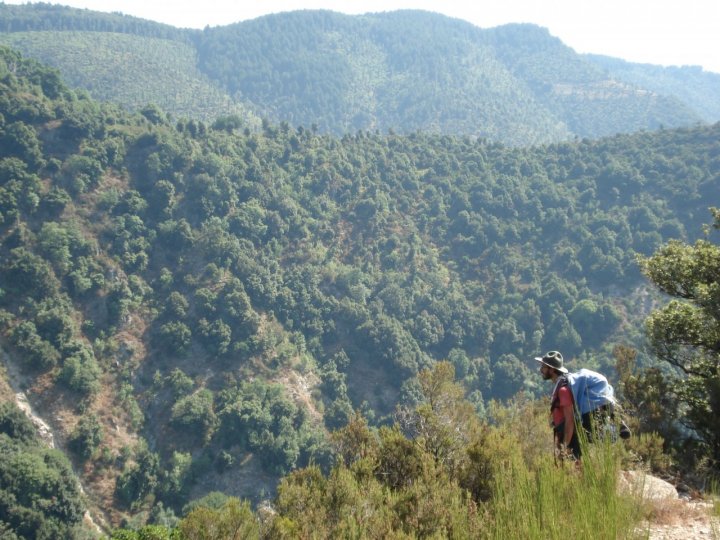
[558,386,575,450]
[562,403,575,447]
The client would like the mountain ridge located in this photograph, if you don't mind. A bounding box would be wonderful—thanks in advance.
[1,4,718,145]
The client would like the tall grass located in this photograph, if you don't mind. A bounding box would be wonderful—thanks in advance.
[708,480,720,538]
[485,434,642,539]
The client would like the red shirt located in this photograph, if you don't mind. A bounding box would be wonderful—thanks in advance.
[552,385,573,427]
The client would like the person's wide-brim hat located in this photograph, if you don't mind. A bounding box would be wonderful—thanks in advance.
[535,351,568,373]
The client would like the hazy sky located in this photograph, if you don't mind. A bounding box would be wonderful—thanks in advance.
[4,0,719,73]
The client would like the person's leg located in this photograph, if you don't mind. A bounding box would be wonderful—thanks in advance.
[581,411,594,442]
[568,430,581,461]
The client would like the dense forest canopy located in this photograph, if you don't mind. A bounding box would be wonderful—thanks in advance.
[1,4,719,145]
[0,40,719,534]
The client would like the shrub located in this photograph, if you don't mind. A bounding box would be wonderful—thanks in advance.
[69,414,104,460]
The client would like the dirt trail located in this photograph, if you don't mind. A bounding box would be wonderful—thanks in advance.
[622,471,719,539]
[642,500,717,540]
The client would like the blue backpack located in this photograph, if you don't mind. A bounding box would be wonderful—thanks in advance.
[565,368,616,415]
[552,369,631,440]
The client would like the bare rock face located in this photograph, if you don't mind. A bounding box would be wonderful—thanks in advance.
[14,391,56,447]
[618,470,679,500]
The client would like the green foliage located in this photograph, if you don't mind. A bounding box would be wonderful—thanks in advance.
[614,345,681,456]
[216,380,327,475]
[58,340,102,396]
[170,389,217,444]
[108,357,648,539]
[624,432,674,475]
[110,525,180,539]
[60,154,103,195]
[158,452,193,506]
[0,428,86,538]
[10,320,61,370]
[397,362,481,476]
[178,498,258,540]
[0,121,44,169]
[1,247,58,300]
[587,55,720,123]
[68,414,104,460]
[0,30,257,125]
[0,402,36,444]
[640,209,720,466]
[181,491,231,515]
[115,442,161,509]
[33,296,77,348]
[263,366,638,538]
[164,368,194,399]
[155,321,192,356]
[488,441,638,539]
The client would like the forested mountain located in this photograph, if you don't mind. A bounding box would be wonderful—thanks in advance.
[1,46,719,532]
[1,4,719,145]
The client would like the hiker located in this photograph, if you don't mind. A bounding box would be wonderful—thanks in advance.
[536,350,629,463]
[536,350,581,462]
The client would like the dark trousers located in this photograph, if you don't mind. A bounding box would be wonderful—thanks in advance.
[554,408,606,459]
[553,421,581,459]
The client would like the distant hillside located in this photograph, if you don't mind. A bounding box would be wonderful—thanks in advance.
[1,4,718,145]
[585,54,720,122]
[192,10,703,143]
[0,30,260,124]
[484,24,704,136]
[0,1,189,40]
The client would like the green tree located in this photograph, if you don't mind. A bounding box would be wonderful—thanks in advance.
[2,247,58,300]
[197,318,232,357]
[0,121,44,169]
[0,402,36,443]
[10,320,61,369]
[60,154,103,194]
[58,341,102,396]
[170,389,217,444]
[156,321,192,356]
[397,361,480,477]
[0,434,85,537]
[178,498,258,540]
[69,414,104,460]
[165,368,194,399]
[116,442,161,508]
[639,208,720,464]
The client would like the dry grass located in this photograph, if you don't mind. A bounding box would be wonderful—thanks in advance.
[642,497,713,527]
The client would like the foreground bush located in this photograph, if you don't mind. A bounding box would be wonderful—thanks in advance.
[109,364,643,539]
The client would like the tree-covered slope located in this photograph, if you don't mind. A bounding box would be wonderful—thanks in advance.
[194,10,702,143]
[1,4,716,145]
[0,30,260,125]
[1,46,718,527]
[194,10,571,144]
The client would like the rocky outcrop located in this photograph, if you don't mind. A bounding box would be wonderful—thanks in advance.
[619,470,679,500]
